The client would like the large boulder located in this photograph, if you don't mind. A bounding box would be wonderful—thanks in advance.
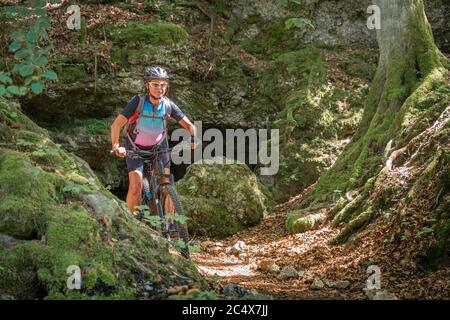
[176,158,268,238]
[0,98,206,299]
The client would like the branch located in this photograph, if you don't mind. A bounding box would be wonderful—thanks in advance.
[44,0,67,11]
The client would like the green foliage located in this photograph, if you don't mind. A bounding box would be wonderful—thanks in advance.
[275,0,313,32]
[141,0,178,19]
[285,18,314,30]
[107,21,188,46]
[416,226,434,238]
[0,1,60,98]
[138,205,199,254]
[276,0,303,5]
[62,181,91,196]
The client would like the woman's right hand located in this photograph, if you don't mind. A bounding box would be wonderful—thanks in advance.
[112,144,127,158]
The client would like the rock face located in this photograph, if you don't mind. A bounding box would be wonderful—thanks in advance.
[0,98,206,299]
[176,158,268,238]
[234,0,448,52]
[13,0,448,205]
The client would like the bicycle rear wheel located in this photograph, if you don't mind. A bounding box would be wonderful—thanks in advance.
[160,184,190,259]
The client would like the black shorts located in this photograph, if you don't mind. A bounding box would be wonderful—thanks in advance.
[125,138,171,174]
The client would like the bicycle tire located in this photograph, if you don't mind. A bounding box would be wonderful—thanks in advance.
[160,184,190,259]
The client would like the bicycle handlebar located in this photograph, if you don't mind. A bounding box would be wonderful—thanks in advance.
[110,141,193,159]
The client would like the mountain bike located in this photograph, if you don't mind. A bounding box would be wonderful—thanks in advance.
[126,143,191,259]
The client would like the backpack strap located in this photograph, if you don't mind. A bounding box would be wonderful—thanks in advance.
[162,96,172,122]
[136,93,146,117]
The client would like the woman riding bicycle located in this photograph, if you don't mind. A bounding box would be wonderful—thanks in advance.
[110,66,197,216]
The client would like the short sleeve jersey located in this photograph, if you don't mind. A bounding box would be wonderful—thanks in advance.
[121,95,186,147]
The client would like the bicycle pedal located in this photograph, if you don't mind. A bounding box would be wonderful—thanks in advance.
[135,211,144,221]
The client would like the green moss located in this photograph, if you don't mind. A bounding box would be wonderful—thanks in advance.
[107,21,188,46]
[0,98,47,135]
[0,151,58,239]
[286,210,326,234]
[240,19,301,58]
[337,50,378,81]
[0,98,207,299]
[0,241,47,299]
[331,207,375,244]
[177,161,267,238]
[111,45,159,67]
[55,64,87,84]
[49,117,113,135]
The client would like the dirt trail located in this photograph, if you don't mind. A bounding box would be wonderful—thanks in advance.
[191,200,367,299]
[191,193,450,300]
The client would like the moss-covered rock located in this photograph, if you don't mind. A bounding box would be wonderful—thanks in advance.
[266,45,367,202]
[176,158,268,238]
[107,21,188,46]
[0,151,59,239]
[0,97,206,299]
[285,209,326,234]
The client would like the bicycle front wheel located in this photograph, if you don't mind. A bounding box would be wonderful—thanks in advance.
[160,184,190,259]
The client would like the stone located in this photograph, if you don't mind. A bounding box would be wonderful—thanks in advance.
[233,241,247,251]
[323,279,351,289]
[0,97,207,300]
[80,191,122,229]
[200,240,215,249]
[177,158,268,238]
[223,283,249,297]
[257,260,280,273]
[144,284,154,292]
[186,288,201,296]
[311,278,325,290]
[277,266,300,280]
[373,290,398,300]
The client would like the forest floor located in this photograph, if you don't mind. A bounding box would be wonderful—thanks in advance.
[191,189,450,300]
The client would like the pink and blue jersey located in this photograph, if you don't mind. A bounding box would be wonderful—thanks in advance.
[121,95,186,147]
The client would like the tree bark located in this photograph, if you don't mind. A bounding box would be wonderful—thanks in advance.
[301,0,445,207]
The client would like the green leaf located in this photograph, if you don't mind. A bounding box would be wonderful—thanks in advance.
[26,31,39,43]
[18,64,34,77]
[15,48,32,59]
[8,41,22,52]
[24,76,34,86]
[0,72,13,85]
[34,56,48,67]
[33,0,47,8]
[285,18,314,30]
[39,31,49,40]
[32,150,46,157]
[11,31,26,40]
[3,6,17,14]
[189,245,201,253]
[34,8,47,16]
[31,81,44,94]
[31,167,41,176]
[18,87,27,96]
[16,139,35,147]
[42,70,57,80]
[7,85,20,95]
[17,7,32,17]
[0,85,6,96]
[37,16,51,29]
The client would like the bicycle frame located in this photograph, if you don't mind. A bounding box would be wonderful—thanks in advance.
[127,146,175,232]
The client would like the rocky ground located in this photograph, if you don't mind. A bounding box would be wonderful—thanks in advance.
[192,191,450,300]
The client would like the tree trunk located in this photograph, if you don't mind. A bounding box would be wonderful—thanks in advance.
[301,0,445,207]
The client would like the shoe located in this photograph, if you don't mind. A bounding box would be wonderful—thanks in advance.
[168,222,179,240]
[135,211,144,221]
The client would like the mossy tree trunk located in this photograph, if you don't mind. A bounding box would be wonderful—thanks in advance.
[302,0,445,207]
